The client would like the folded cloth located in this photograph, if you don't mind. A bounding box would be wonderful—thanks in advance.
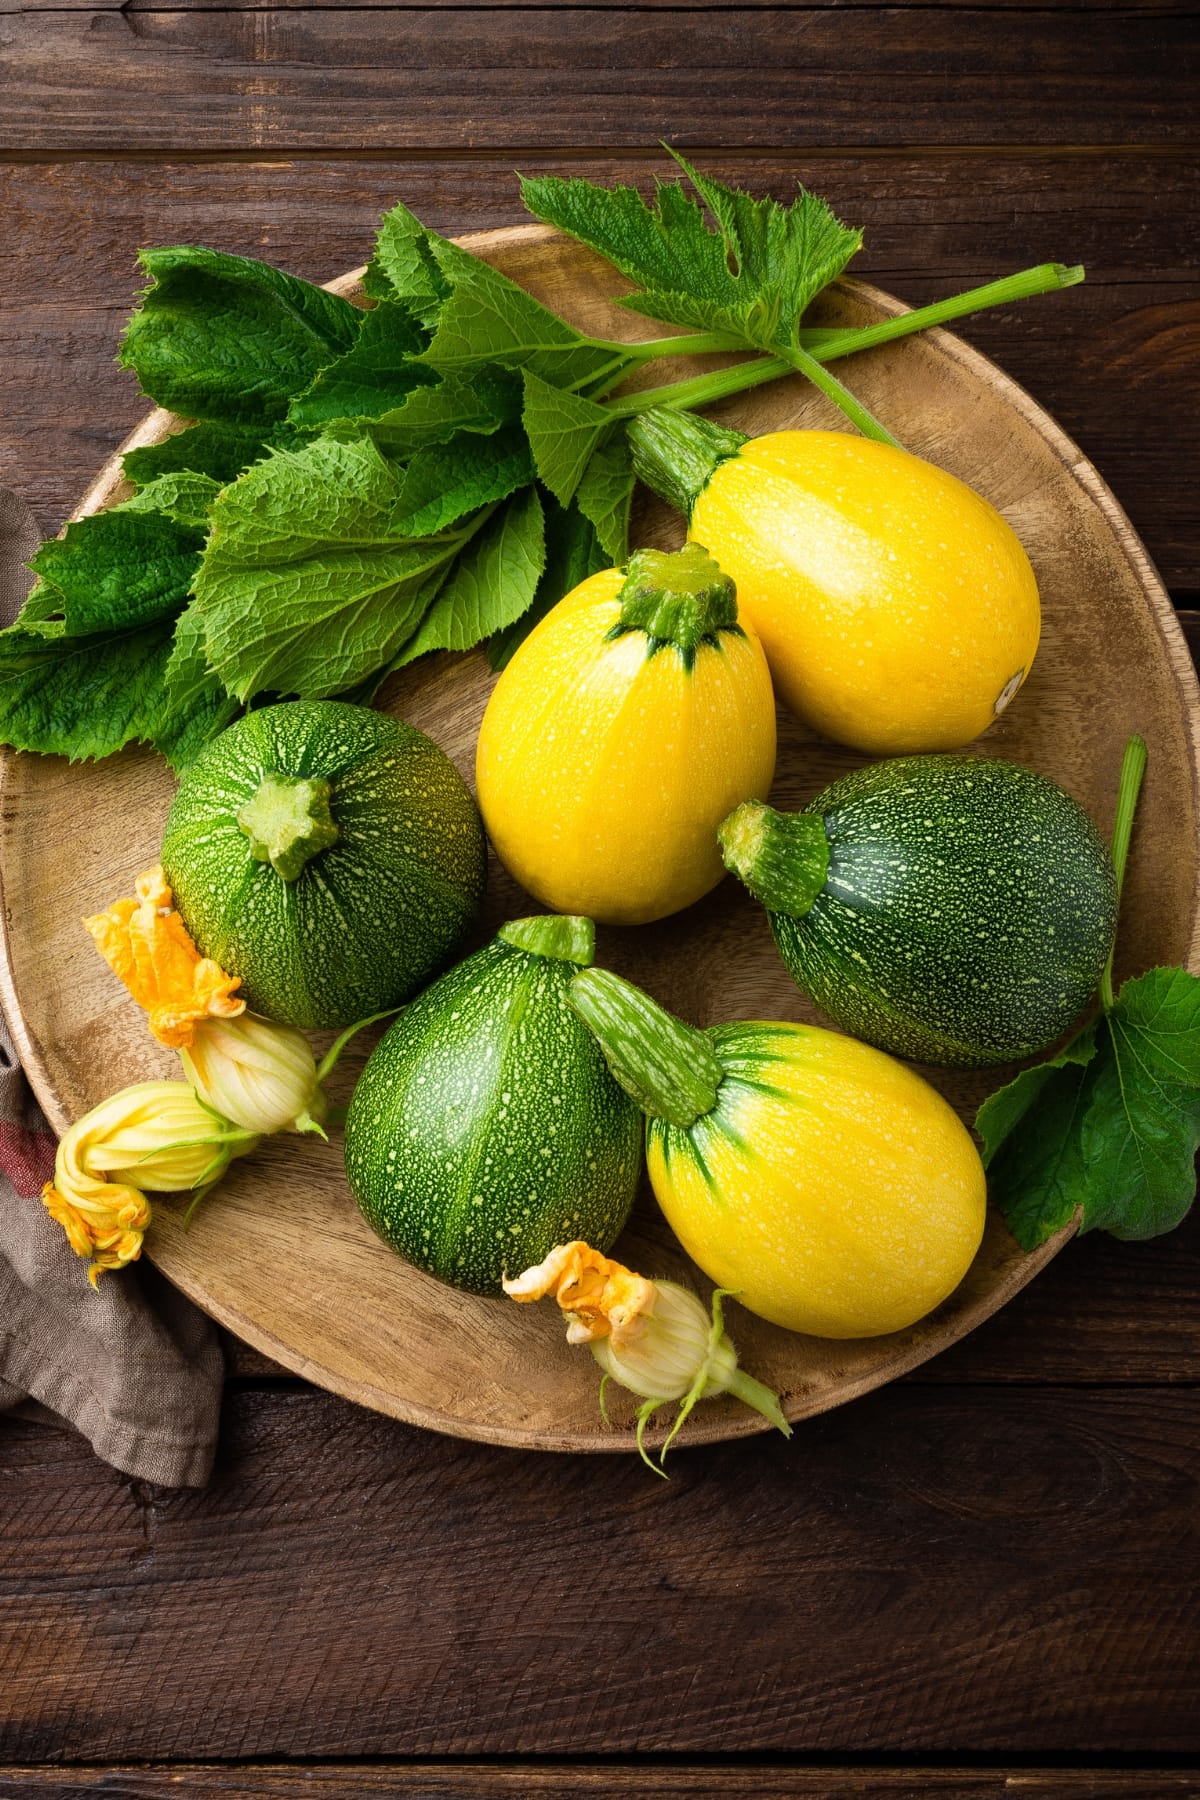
[0,483,223,1486]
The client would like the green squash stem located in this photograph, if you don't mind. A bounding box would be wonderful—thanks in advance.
[615,544,738,665]
[236,773,339,881]
[1100,733,1148,1012]
[626,408,747,516]
[569,967,723,1130]
[718,800,831,919]
[498,914,595,966]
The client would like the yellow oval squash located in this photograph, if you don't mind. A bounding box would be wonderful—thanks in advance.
[476,546,777,926]
[635,421,1041,756]
[568,968,987,1340]
[649,1020,987,1337]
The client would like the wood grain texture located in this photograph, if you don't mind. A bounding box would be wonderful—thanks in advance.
[3,154,1196,584]
[217,1174,1200,1385]
[6,225,1197,1450]
[2,1771,1199,1798]
[2,1383,1198,1759]
[1,10,1196,152]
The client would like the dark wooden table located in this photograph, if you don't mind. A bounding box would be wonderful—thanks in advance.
[2,3,1199,1794]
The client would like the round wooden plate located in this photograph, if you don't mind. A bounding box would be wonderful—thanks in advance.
[3,225,1199,1453]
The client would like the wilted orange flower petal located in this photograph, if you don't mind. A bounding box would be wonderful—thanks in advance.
[84,865,244,1049]
[503,1240,657,1351]
[43,1176,151,1286]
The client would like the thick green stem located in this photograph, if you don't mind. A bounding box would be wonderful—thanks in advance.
[605,354,791,421]
[236,774,339,882]
[803,262,1085,365]
[616,544,738,660]
[775,341,902,447]
[569,967,723,1131]
[586,329,747,360]
[626,408,747,514]
[718,801,830,919]
[1100,734,1148,1012]
[499,914,596,966]
[601,262,1086,422]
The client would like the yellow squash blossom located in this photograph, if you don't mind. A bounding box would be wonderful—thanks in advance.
[85,867,329,1136]
[504,1240,790,1473]
[503,1240,656,1350]
[84,866,244,1049]
[43,1080,257,1285]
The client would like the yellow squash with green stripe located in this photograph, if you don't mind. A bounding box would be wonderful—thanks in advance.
[476,545,776,926]
[570,969,986,1339]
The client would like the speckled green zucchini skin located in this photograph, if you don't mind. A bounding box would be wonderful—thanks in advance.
[771,756,1118,1067]
[343,932,644,1294]
[161,701,485,1030]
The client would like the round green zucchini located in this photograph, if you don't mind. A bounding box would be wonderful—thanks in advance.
[343,916,644,1295]
[720,755,1118,1067]
[161,700,486,1030]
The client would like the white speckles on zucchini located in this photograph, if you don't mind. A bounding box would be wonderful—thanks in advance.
[161,701,486,1030]
[771,756,1118,1067]
[343,933,643,1295]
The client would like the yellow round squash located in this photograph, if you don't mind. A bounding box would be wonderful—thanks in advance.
[630,412,1041,756]
[570,969,987,1339]
[476,544,777,926]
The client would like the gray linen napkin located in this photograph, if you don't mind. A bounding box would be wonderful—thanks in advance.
[0,484,223,1486]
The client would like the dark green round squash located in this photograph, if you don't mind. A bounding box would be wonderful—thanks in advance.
[720,755,1118,1067]
[161,700,486,1030]
[343,916,643,1295]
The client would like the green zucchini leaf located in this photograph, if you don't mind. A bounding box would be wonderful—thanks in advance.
[25,496,211,635]
[191,428,493,701]
[118,472,223,531]
[0,616,226,765]
[287,300,436,428]
[574,426,634,564]
[521,153,862,356]
[418,235,615,391]
[1080,969,1200,1240]
[487,495,606,671]
[397,485,545,665]
[119,246,360,426]
[367,369,522,457]
[158,605,242,772]
[521,369,613,509]
[389,425,535,539]
[977,968,1200,1248]
[122,422,308,489]
[977,1025,1101,1250]
[363,200,453,330]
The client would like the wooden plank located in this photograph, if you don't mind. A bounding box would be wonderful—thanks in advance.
[0,11,1195,153]
[1,154,1197,586]
[2,1384,1198,1759]
[2,1769,1199,1798]
[9,0,1195,12]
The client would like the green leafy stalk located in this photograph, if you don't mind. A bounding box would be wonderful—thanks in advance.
[601,262,1085,422]
[773,342,900,447]
[977,734,1200,1249]
[1100,734,1148,1010]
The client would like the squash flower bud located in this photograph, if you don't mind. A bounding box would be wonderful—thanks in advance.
[84,864,330,1136]
[42,1080,257,1285]
[180,1012,327,1138]
[504,1241,791,1473]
